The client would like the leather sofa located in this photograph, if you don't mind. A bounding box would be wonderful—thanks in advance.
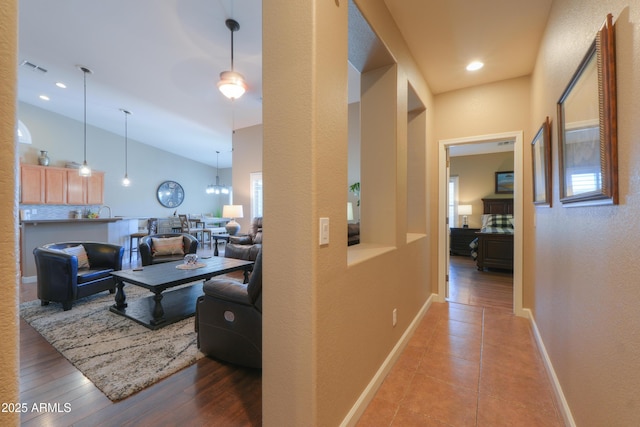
[138,233,198,266]
[224,217,262,261]
[33,241,124,311]
[348,223,360,246]
[196,249,262,368]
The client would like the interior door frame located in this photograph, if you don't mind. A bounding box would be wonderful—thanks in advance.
[437,131,525,317]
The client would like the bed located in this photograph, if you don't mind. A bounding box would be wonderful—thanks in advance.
[470,198,514,271]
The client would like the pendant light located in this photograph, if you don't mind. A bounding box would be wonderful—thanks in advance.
[218,19,247,100]
[120,108,132,187]
[78,66,92,177]
[206,151,230,194]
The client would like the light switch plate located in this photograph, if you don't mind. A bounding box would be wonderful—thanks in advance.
[319,217,330,245]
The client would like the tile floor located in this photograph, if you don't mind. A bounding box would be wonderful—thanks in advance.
[357,302,564,426]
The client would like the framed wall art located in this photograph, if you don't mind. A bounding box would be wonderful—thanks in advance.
[557,13,617,206]
[532,116,552,206]
[495,171,514,194]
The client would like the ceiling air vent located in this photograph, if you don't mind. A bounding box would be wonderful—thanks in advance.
[20,60,48,73]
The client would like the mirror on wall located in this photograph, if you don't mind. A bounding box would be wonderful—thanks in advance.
[557,13,617,206]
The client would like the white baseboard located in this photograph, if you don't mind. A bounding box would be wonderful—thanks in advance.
[340,293,436,427]
[522,308,576,427]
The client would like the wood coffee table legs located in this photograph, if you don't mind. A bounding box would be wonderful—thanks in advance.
[113,278,128,309]
[113,278,166,326]
[150,291,165,326]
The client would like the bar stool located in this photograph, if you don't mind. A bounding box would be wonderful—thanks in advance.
[129,218,158,263]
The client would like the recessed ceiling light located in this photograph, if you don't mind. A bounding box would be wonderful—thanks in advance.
[55,82,67,89]
[39,95,50,101]
[466,61,484,71]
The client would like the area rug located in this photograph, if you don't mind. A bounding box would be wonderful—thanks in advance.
[20,284,204,401]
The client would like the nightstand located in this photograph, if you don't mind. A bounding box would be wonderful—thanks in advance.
[450,228,480,256]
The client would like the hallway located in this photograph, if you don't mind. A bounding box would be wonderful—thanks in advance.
[357,278,563,425]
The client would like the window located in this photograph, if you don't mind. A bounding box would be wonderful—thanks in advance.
[448,176,460,227]
[250,172,263,219]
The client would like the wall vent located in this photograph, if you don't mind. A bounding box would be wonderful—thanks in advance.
[20,60,48,73]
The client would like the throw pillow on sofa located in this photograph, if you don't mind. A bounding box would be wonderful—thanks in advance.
[152,236,185,257]
[62,245,90,269]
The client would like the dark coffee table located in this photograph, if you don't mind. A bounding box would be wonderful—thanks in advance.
[110,257,253,329]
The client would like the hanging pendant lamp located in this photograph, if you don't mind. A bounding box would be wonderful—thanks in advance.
[206,151,230,194]
[120,109,132,187]
[218,19,247,100]
[78,66,92,177]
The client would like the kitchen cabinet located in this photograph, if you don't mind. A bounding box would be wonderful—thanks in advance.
[67,170,104,205]
[44,168,67,204]
[20,164,103,205]
[20,164,45,204]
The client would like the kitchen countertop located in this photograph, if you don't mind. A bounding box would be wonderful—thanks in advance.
[21,218,126,224]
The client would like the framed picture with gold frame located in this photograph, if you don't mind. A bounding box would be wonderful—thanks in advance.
[532,117,552,206]
[557,13,617,206]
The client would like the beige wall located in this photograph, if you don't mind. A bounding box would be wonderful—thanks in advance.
[0,1,20,426]
[450,152,514,229]
[263,0,434,425]
[530,1,640,425]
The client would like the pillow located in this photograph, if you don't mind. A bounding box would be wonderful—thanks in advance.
[62,245,90,269]
[151,236,185,257]
[484,214,514,228]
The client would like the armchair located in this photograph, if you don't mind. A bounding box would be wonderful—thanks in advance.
[224,217,262,261]
[138,233,198,266]
[196,249,262,368]
[33,242,124,311]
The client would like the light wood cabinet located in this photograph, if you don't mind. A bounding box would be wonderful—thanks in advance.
[86,172,104,205]
[20,164,103,205]
[44,168,67,204]
[67,170,104,205]
[20,164,45,204]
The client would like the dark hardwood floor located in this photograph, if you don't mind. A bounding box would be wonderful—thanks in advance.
[19,244,262,427]
[448,254,513,312]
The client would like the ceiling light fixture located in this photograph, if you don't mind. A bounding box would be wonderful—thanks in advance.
[78,66,92,177]
[466,61,484,71]
[218,19,247,100]
[120,108,132,187]
[206,151,230,194]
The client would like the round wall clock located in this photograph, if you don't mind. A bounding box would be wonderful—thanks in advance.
[156,180,184,208]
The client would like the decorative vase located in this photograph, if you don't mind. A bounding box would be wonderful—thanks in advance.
[38,150,50,166]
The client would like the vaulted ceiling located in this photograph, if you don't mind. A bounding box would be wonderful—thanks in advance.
[17,0,552,167]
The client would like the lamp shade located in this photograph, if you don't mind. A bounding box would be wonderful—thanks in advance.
[347,202,354,221]
[458,204,473,216]
[218,71,247,100]
[222,204,244,219]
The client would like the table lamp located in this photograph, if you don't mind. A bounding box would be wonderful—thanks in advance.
[347,202,354,222]
[458,204,472,228]
[222,205,244,235]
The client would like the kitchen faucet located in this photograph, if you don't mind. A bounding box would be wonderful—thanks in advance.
[99,205,112,218]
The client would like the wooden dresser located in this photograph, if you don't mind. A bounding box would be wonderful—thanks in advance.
[450,227,480,256]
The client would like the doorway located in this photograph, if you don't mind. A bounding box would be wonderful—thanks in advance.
[438,131,525,317]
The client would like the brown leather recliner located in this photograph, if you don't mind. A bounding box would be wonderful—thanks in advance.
[196,249,262,369]
[138,233,198,266]
[33,242,124,311]
[224,217,262,261]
